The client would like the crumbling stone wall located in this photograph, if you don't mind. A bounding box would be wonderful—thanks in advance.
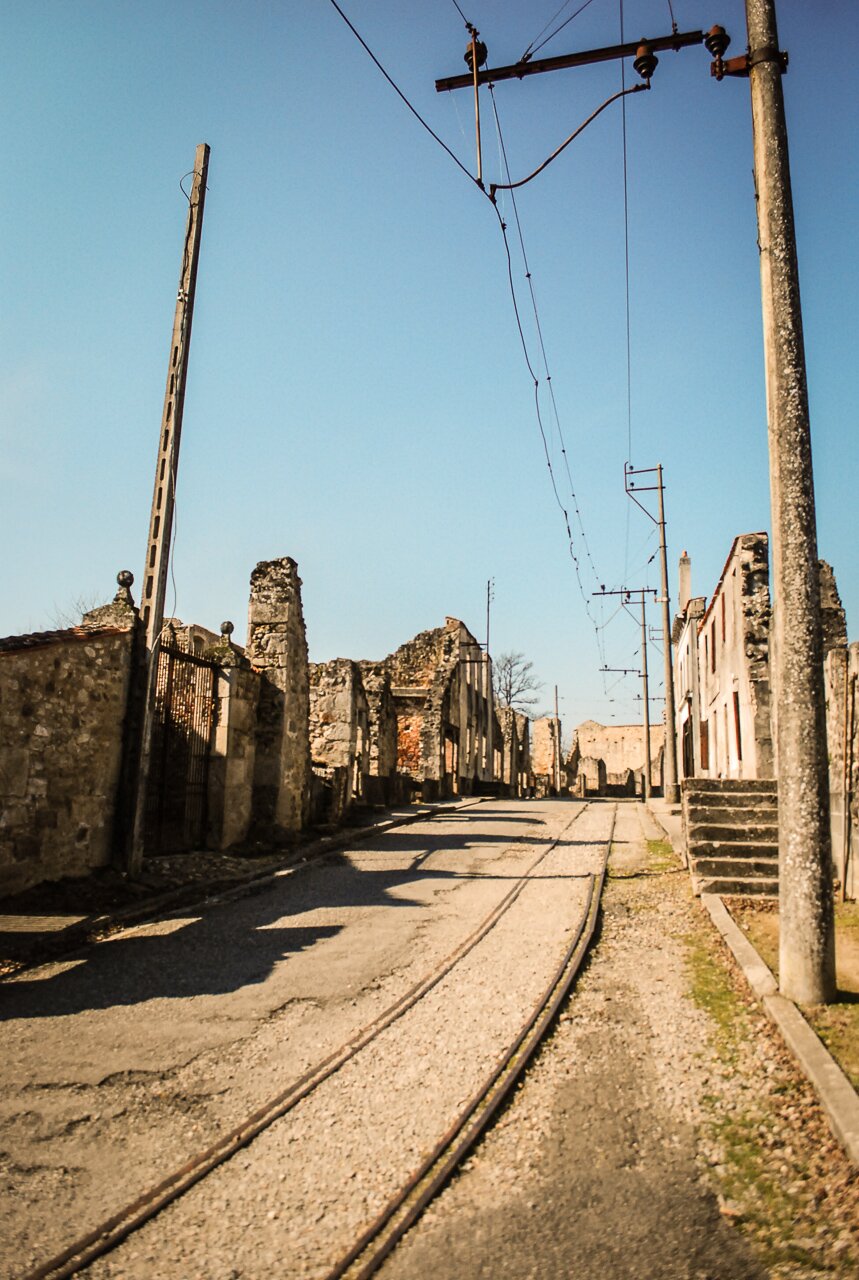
[0,624,136,895]
[204,630,260,851]
[819,561,848,658]
[824,641,856,900]
[569,720,664,795]
[498,707,531,797]
[384,618,491,799]
[246,557,310,840]
[531,716,562,794]
[357,661,398,779]
[739,533,774,777]
[308,660,370,816]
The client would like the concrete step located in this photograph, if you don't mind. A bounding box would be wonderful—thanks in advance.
[685,804,778,826]
[688,839,778,861]
[683,778,777,794]
[692,856,779,879]
[688,822,779,843]
[694,874,779,897]
[686,788,778,808]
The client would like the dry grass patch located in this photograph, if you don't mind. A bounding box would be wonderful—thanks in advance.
[728,899,859,1090]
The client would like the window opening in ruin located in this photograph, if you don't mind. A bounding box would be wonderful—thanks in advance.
[700,719,709,771]
[733,690,743,761]
[724,703,729,771]
[711,622,716,672]
[721,593,726,642]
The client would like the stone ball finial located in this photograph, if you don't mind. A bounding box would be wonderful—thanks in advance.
[117,570,134,588]
[221,621,235,637]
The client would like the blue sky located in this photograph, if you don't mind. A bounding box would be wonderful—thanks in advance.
[1,1,856,728]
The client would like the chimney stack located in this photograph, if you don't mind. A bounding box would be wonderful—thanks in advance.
[678,550,691,614]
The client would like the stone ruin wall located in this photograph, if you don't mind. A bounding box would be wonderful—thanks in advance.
[530,716,560,780]
[357,662,398,779]
[308,659,368,772]
[246,557,310,840]
[0,624,136,895]
[738,533,774,778]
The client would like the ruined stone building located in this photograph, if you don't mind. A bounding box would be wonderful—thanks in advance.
[672,535,773,782]
[567,719,664,797]
[530,716,563,796]
[497,706,531,797]
[384,618,497,801]
[1,556,542,896]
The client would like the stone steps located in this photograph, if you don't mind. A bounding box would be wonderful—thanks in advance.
[682,778,778,898]
[695,874,779,897]
[685,804,777,825]
[688,823,779,844]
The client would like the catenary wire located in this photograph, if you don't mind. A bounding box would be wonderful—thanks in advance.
[327,0,478,188]
[522,0,601,63]
[325,0,646,680]
[488,85,608,657]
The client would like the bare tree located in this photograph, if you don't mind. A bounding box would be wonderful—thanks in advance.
[493,651,542,715]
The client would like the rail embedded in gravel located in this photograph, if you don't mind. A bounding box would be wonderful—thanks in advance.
[21,803,596,1280]
[325,803,617,1280]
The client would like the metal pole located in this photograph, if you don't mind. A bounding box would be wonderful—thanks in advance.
[130,143,210,875]
[745,0,835,1003]
[640,596,652,802]
[470,33,484,188]
[656,465,679,803]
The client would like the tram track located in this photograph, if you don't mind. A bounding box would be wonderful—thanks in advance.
[19,801,614,1280]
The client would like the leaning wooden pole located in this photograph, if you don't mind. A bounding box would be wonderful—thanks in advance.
[130,143,210,874]
[745,0,835,1002]
[141,142,210,646]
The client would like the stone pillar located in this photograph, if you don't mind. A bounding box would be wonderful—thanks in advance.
[205,623,260,850]
[246,558,310,841]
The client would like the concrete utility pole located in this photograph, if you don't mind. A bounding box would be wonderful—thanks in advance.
[131,143,210,874]
[744,0,835,1003]
[625,463,679,805]
[141,142,210,647]
[639,597,652,803]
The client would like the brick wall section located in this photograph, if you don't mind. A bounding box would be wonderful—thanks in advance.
[246,557,310,840]
[0,625,134,895]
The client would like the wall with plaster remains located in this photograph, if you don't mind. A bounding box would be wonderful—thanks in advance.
[0,624,135,895]
[385,618,493,799]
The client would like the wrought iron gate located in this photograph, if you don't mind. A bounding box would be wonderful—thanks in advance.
[145,644,218,854]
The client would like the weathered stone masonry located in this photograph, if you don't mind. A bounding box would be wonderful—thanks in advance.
[0,624,136,895]
[246,557,311,841]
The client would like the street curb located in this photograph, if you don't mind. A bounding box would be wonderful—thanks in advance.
[702,892,859,1167]
[0,798,484,980]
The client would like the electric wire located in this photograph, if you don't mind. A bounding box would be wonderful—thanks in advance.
[327,0,479,188]
[325,0,649,691]
[619,0,633,590]
[521,0,601,63]
[449,0,472,29]
[489,84,645,197]
[488,85,607,662]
